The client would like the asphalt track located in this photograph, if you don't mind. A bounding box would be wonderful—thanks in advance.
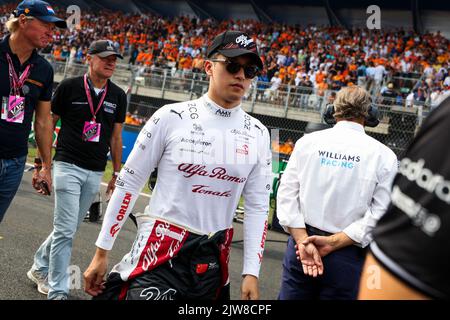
[0,166,288,300]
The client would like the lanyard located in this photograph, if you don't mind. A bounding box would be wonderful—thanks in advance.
[6,53,31,96]
[83,74,108,122]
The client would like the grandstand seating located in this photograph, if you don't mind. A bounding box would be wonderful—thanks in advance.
[1,0,448,157]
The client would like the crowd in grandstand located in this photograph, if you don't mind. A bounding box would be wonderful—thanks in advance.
[124,111,147,126]
[1,4,449,108]
[272,138,295,156]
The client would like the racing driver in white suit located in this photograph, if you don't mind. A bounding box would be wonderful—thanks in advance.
[83,31,272,300]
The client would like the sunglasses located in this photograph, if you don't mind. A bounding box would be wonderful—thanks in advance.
[210,58,260,79]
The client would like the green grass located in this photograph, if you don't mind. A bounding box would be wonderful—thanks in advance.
[27,147,37,162]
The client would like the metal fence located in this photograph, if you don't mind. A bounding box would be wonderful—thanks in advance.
[46,58,433,158]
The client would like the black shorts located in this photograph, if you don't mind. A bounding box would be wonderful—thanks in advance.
[94,226,233,300]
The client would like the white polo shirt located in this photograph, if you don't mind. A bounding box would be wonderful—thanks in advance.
[277,121,398,247]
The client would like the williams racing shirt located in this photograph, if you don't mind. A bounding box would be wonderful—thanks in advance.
[96,94,272,278]
[277,120,398,247]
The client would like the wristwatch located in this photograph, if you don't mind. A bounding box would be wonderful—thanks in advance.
[112,171,120,177]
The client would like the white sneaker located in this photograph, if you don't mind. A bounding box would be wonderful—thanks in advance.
[27,269,49,295]
[51,294,68,300]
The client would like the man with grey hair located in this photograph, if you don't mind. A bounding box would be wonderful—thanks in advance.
[0,0,66,223]
[277,85,398,299]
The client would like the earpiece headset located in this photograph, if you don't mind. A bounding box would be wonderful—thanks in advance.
[322,104,380,127]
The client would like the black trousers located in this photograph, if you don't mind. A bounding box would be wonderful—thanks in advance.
[94,229,231,300]
[278,225,367,300]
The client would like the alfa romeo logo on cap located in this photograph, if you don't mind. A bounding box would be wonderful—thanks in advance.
[235,35,254,47]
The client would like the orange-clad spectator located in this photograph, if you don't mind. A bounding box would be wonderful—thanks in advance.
[125,113,133,124]
[279,32,289,43]
[144,52,153,66]
[392,55,400,66]
[0,5,445,95]
[315,70,326,85]
[125,112,143,126]
[437,53,448,64]
[138,33,147,45]
[317,81,329,97]
[53,46,62,61]
[342,69,349,78]
[136,51,146,64]
[278,138,294,155]
[192,55,205,73]
[163,42,172,55]
[165,54,174,63]
[167,24,176,35]
[348,63,357,72]
[177,53,187,67]
[333,72,344,83]
[287,63,297,79]
[180,55,193,70]
[279,66,287,81]
[192,37,203,48]
[406,38,415,48]
[170,47,179,59]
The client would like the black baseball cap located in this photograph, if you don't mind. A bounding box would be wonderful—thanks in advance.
[14,0,67,29]
[207,31,263,69]
[87,40,124,59]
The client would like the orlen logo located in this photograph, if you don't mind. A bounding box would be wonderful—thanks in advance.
[257,220,268,264]
[110,223,120,237]
[115,192,132,222]
[236,144,249,155]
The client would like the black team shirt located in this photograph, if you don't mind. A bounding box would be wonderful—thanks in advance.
[52,76,127,171]
[371,96,450,299]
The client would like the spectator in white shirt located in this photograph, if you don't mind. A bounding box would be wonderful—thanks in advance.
[264,72,282,101]
[423,65,434,77]
[277,86,398,300]
[276,53,287,66]
[405,91,415,108]
[430,87,450,111]
[365,62,376,92]
[443,76,450,87]
[373,63,387,92]
[401,57,412,75]
[295,71,307,87]
[309,53,320,71]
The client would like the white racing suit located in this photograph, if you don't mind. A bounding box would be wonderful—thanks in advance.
[95,94,272,300]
